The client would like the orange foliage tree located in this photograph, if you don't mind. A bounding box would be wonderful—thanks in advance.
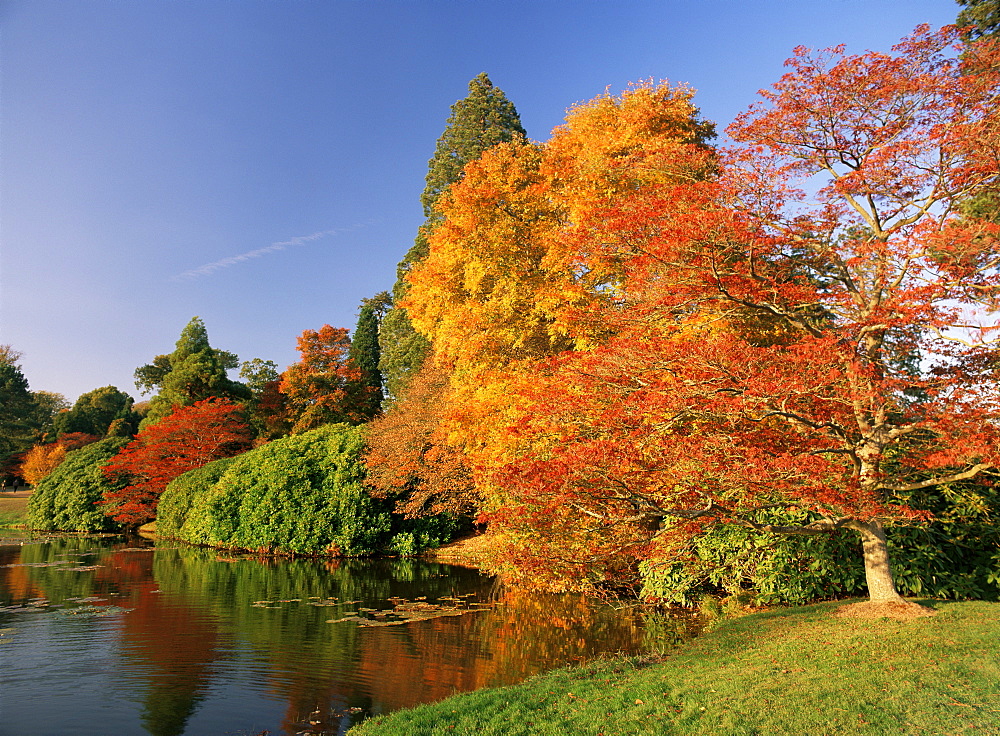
[279,325,369,434]
[399,81,717,510]
[20,444,67,486]
[486,26,1000,602]
[364,364,477,517]
[20,433,102,486]
[102,399,253,526]
[402,28,1000,604]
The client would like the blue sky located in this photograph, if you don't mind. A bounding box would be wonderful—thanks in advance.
[1,0,959,403]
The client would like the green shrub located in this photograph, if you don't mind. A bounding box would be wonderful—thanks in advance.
[156,456,237,539]
[26,437,129,532]
[388,513,468,556]
[640,516,864,606]
[641,484,1000,605]
[182,424,393,555]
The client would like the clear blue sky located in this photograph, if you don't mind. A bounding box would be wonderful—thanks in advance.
[1,0,959,403]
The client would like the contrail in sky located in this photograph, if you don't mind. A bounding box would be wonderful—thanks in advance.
[172,225,366,281]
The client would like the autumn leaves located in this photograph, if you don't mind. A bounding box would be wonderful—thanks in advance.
[374,26,1000,601]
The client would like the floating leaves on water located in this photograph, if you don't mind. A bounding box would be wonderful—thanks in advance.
[2,597,133,618]
[58,604,134,617]
[246,593,491,626]
[325,597,492,627]
[2,603,47,614]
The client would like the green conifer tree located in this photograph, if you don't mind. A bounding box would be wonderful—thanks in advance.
[0,360,38,468]
[348,292,390,419]
[957,0,1000,40]
[379,73,526,399]
[957,0,1000,221]
[135,317,249,429]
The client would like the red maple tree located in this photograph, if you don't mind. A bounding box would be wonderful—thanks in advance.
[102,399,253,526]
[279,325,368,433]
[487,26,1000,603]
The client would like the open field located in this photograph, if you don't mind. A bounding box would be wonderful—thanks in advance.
[350,600,1000,736]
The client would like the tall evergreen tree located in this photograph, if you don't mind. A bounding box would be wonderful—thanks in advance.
[135,317,249,430]
[379,73,526,399]
[349,292,390,419]
[957,0,1000,40]
[0,359,37,468]
[957,0,1000,221]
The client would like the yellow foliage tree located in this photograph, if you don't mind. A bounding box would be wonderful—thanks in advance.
[401,81,717,509]
[21,443,67,486]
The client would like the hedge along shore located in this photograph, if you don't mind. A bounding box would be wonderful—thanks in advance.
[348,600,1000,736]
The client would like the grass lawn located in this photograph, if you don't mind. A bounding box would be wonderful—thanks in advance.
[0,495,29,527]
[349,600,1000,736]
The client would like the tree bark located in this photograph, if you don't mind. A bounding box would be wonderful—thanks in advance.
[845,519,905,603]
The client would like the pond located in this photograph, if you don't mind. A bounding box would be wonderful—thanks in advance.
[0,532,693,736]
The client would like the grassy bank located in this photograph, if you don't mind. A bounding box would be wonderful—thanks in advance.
[350,600,1000,736]
[0,495,29,527]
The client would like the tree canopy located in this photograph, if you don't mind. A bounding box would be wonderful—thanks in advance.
[52,385,137,439]
[398,28,1000,604]
[102,398,254,527]
[379,73,527,400]
[135,317,249,429]
[279,325,366,433]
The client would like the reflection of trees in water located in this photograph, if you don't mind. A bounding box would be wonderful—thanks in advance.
[104,547,220,736]
[0,543,43,602]
[457,589,650,685]
[11,538,220,736]
[152,548,500,732]
[3,538,675,736]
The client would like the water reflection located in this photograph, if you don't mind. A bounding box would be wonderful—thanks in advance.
[0,535,692,736]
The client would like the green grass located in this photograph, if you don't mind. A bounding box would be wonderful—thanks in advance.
[0,496,29,527]
[349,600,1000,735]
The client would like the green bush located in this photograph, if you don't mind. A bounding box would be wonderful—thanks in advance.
[26,437,129,532]
[641,484,1000,605]
[388,513,468,556]
[179,424,393,555]
[156,456,237,539]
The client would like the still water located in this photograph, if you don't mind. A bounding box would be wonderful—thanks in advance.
[0,533,687,736]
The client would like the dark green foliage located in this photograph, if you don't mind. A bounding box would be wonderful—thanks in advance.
[179,424,392,555]
[136,317,250,429]
[419,73,527,219]
[0,360,38,465]
[52,385,138,439]
[641,484,1000,605]
[957,0,1000,39]
[30,390,70,440]
[348,294,389,418]
[388,513,469,556]
[377,303,431,402]
[26,437,129,532]
[155,456,238,540]
[960,187,1000,224]
[380,74,526,399]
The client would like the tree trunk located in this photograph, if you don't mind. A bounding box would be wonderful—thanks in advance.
[845,519,905,603]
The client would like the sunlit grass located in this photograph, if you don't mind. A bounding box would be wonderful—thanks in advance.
[350,600,1000,736]
[0,496,29,527]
